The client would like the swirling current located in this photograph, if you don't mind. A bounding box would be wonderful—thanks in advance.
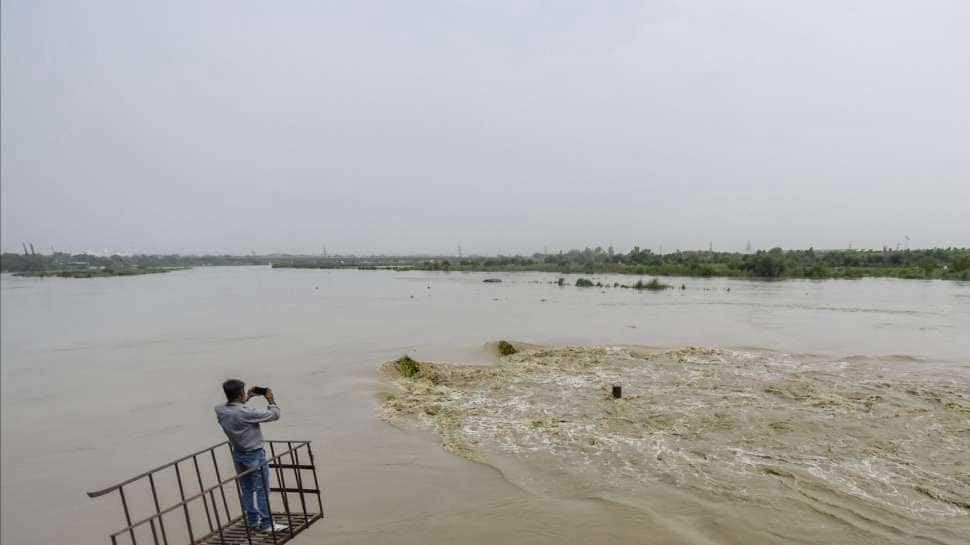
[381,345,970,545]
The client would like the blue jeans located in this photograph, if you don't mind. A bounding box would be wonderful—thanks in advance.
[233,448,272,529]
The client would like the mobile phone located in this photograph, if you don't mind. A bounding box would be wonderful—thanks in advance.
[252,386,268,396]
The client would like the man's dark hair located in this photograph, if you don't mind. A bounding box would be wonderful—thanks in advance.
[223,379,245,402]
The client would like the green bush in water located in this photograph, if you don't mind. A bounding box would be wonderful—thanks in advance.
[634,278,671,290]
[575,277,595,287]
[497,340,517,356]
[395,355,421,378]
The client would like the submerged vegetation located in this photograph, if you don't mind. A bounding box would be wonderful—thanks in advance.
[394,355,422,378]
[575,276,672,291]
[271,247,970,281]
[635,278,672,290]
[497,340,518,356]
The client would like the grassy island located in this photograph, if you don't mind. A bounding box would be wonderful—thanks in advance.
[13,267,187,278]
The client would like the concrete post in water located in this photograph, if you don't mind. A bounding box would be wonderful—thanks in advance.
[612,385,622,399]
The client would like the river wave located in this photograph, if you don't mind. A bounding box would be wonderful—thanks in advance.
[380,345,970,544]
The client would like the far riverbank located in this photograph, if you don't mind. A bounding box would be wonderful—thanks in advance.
[13,267,187,279]
[271,246,970,281]
[5,247,968,281]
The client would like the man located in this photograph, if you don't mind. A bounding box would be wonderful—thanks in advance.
[215,379,287,533]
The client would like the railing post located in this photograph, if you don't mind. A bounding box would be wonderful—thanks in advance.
[174,462,195,543]
[268,442,293,531]
[307,442,324,517]
[149,519,159,545]
[192,455,215,533]
[209,448,232,524]
[208,489,225,543]
[118,486,137,545]
[147,474,169,545]
[289,442,309,522]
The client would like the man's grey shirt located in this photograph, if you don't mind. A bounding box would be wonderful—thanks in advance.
[215,402,281,452]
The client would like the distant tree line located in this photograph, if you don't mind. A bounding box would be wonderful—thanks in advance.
[0,252,269,273]
[273,246,970,280]
[8,247,969,281]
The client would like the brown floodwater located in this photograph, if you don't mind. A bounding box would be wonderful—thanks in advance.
[381,346,969,544]
[2,267,968,544]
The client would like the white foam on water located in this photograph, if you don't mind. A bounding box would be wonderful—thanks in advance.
[381,345,970,542]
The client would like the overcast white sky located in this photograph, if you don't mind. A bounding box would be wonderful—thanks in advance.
[2,1,968,255]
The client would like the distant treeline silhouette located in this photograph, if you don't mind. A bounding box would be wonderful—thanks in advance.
[1,252,267,273]
[274,246,970,280]
[5,247,969,280]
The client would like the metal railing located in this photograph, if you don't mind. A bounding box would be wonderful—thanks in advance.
[88,440,324,545]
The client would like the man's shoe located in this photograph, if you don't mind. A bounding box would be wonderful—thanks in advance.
[260,523,288,533]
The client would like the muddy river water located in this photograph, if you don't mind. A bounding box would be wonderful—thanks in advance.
[2,267,968,544]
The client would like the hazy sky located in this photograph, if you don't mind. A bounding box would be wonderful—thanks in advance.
[2,1,968,255]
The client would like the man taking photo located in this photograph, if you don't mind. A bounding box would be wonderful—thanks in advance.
[215,379,287,533]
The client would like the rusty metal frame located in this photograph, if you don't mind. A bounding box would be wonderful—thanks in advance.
[88,440,324,545]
